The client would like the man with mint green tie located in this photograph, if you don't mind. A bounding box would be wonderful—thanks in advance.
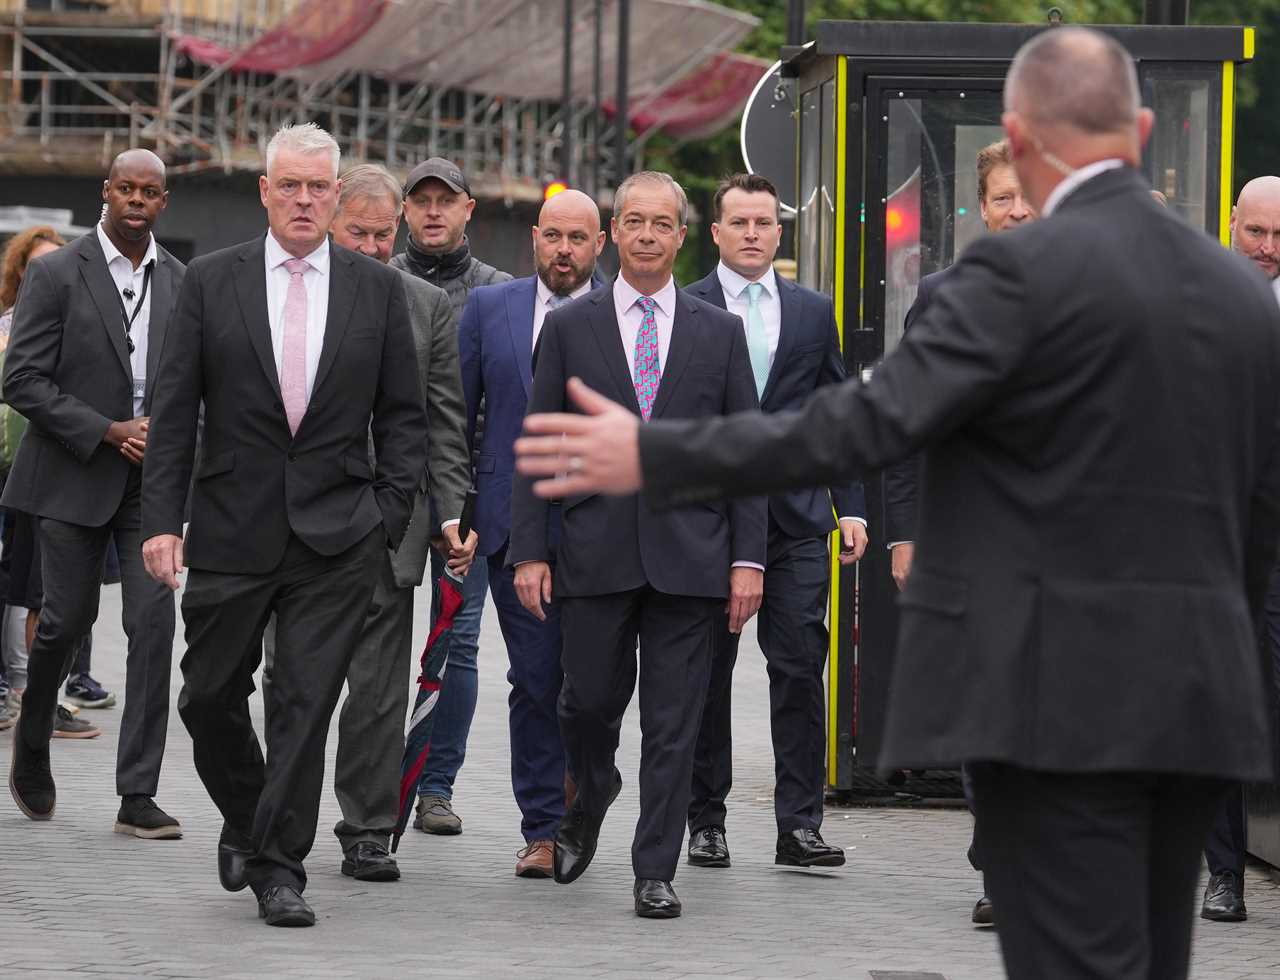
[684,173,868,870]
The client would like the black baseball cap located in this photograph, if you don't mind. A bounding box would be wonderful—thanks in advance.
[404,157,470,197]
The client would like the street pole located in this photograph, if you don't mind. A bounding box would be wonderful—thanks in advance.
[592,0,602,196]
[1143,0,1190,24]
[614,0,630,184]
[562,0,574,186]
[787,0,805,45]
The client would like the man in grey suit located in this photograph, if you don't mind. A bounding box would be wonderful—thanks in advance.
[263,163,476,882]
[5,149,183,837]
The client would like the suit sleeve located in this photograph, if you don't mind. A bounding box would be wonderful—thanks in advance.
[2,258,114,462]
[142,259,205,539]
[883,282,931,543]
[640,236,1033,510]
[507,313,565,566]
[458,290,483,455]
[722,314,768,566]
[370,273,429,548]
[422,287,469,526]
[818,297,866,523]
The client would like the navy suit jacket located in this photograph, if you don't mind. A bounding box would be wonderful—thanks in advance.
[686,270,864,539]
[458,273,602,558]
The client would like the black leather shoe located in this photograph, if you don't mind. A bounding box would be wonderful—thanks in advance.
[634,878,682,919]
[554,768,622,884]
[972,895,995,925]
[687,825,730,868]
[341,841,401,882]
[9,737,55,821]
[257,885,315,927]
[1201,871,1247,922]
[775,828,846,868]
[218,825,254,893]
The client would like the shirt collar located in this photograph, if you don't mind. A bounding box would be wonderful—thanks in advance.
[265,230,330,274]
[716,261,776,301]
[96,221,157,271]
[1040,159,1126,218]
[537,274,593,307]
[615,274,676,318]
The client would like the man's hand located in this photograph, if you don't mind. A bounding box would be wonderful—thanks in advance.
[106,417,149,465]
[727,566,764,634]
[143,533,184,591]
[442,524,479,578]
[515,378,642,498]
[838,518,869,565]
[891,542,914,591]
[514,561,553,621]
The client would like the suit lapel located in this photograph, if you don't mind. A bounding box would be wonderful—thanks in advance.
[587,292,642,415]
[764,277,800,405]
[76,233,132,381]
[143,250,171,407]
[650,292,696,419]
[233,237,282,404]
[311,245,358,397]
[506,277,537,397]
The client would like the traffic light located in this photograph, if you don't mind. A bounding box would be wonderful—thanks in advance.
[544,181,568,201]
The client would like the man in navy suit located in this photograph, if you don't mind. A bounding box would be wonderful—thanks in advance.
[457,189,605,878]
[683,173,866,870]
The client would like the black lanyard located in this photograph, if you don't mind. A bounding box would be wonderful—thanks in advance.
[114,260,153,355]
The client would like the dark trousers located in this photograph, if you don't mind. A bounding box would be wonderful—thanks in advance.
[178,528,382,895]
[488,545,566,843]
[16,472,175,797]
[560,587,718,881]
[969,763,1227,980]
[262,546,416,852]
[688,532,828,834]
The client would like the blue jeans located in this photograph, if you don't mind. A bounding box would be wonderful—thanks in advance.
[417,548,487,802]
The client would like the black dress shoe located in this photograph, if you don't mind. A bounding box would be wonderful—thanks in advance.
[687,825,730,868]
[9,737,55,821]
[1201,871,1247,922]
[257,885,315,927]
[341,841,401,882]
[218,826,254,893]
[775,828,846,868]
[972,894,995,925]
[634,878,682,919]
[554,768,622,885]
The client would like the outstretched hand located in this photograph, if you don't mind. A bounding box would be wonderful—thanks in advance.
[515,378,644,497]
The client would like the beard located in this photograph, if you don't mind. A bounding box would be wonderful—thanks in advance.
[538,255,591,295]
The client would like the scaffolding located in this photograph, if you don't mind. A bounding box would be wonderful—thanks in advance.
[0,0,762,201]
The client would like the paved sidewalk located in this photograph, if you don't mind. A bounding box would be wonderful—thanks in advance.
[0,583,1278,979]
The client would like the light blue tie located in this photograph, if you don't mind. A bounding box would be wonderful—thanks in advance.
[744,281,770,398]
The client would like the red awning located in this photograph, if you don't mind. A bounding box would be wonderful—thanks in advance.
[606,51,768,141]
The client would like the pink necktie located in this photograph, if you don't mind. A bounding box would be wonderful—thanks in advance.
[281,257,309,436]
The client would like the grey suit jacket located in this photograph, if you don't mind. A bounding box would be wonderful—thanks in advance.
[390,270,470,588]
[2,230,184,525]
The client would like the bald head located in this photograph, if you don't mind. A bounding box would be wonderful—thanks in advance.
[109,148,166,185]
[1231,176,1280,280]
[533,188,605,295]
[1006,27,1140,134]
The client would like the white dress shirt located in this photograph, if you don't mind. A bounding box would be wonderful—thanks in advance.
[1273,276,1280,305]
[613,275,676,376]
[717,261,781,371]
[264,231,330,401]
[97,222,156,419]
[1040,158,1126,218]
[533,276,594,350]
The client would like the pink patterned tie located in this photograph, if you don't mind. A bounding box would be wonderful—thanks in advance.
[633,296,661,421]
[281,257,309,436]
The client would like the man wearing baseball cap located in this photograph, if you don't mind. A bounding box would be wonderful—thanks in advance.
[391,158,511,837]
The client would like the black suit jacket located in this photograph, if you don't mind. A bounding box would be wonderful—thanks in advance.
[509,283,767,599]
[142,235,427,575]
[638,168,1280,781]
[883,265,957,543]
[2,230,185,526]
[686,270,865,538]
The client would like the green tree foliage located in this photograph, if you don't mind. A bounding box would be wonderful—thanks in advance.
[649,1,1280,282]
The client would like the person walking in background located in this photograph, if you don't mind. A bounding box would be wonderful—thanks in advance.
[390,157,511,836]
[4,151,185,831]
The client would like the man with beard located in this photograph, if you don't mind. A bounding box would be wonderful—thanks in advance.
[458,188,605,877]
[5,149,184,837]
[390,158,511,836]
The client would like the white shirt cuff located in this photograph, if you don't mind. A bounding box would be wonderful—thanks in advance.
[732,561,765,572]
[838,516,868,527]
[886,540,913,551]
[440,518,461,531]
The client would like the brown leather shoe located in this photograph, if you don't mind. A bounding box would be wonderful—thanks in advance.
[516,839,554,878]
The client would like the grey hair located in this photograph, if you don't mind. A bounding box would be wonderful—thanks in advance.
[265,122,340,177]
[338,163,403,214]
[1005,27,1140,134]
[614,171,689,227]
